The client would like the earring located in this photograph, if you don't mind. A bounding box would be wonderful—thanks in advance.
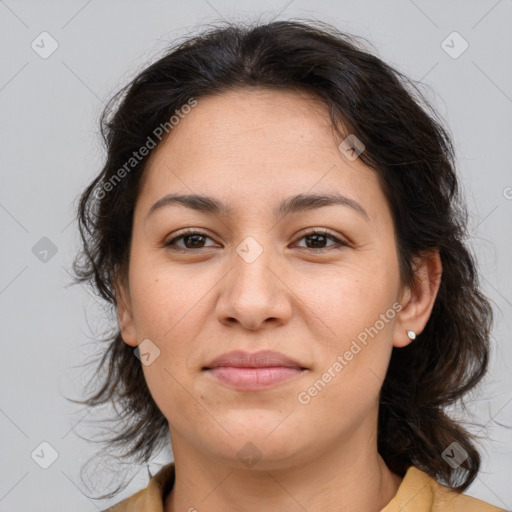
[406,330,416,340]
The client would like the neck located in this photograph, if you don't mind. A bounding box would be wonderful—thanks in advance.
[164,426,403,512]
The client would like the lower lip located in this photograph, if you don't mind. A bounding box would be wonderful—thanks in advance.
[205,366,306,390]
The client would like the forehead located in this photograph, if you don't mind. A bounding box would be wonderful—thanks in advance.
[136,88,387,223]
[147,87,338,169]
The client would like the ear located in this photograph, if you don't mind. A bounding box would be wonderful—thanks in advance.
[113,274,138,347]
[393,249,442,348]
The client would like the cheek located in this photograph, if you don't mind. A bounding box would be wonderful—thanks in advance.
[295,303,395,428]
[293,262,399,404]
[128,256,207,340]
[141,360,212,446]
[295,258,399,339]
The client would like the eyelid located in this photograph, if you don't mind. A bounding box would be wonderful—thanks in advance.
[164,228,218,248]
[294,228,348,249]
[163,227,349,251]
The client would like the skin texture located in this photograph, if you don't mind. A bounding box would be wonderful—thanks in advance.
[115,88,442,512]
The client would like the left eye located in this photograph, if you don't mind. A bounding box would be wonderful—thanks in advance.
[164,229,346,251]
[295,230,346,250]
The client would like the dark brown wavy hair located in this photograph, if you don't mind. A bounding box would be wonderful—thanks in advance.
[70,18,494,498]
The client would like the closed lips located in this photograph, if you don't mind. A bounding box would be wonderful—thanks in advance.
[202,350,308,391]
[203,350,306,369]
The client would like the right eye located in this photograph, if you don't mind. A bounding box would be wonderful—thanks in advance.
[163,229,218,251]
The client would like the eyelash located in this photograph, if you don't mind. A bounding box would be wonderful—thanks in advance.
[163,228,348,252]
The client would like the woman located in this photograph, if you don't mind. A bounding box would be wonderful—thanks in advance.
[72,19,507,512]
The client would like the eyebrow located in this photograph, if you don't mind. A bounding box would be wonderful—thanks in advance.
[146,192,369,221]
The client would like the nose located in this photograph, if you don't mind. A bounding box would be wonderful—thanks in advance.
[216,244,293,331]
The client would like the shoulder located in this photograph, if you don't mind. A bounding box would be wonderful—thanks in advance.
[381,466,507,512]
[101,463,175,512]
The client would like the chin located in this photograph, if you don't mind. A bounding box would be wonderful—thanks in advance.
[199,423,308,469]
[216,408,297,437]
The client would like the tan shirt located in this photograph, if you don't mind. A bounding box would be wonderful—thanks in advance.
[103,463,507,511]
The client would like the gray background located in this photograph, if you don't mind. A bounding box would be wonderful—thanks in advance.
[1,0,511,510]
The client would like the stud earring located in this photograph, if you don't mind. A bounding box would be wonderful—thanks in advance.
[406,330,416,340]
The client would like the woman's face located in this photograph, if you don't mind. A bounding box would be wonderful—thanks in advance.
[116,88,423,469]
